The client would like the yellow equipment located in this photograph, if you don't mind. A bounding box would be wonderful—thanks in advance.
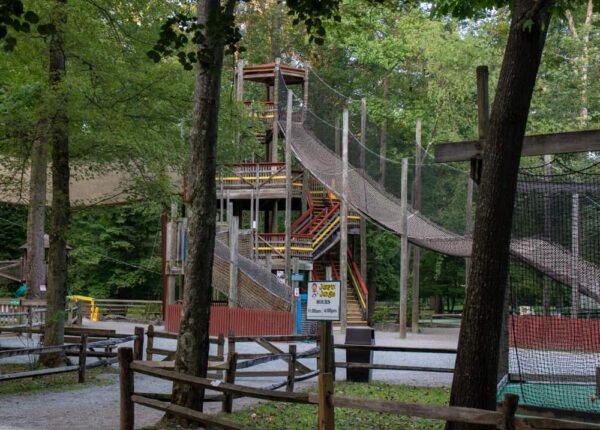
[67,295,99,321]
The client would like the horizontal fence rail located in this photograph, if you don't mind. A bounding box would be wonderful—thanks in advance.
[120,344,598,430]
[0,326,145,384]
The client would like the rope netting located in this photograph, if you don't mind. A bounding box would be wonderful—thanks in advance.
[279,66,600,413]
[280,68,473,257]
[500,163,600,414]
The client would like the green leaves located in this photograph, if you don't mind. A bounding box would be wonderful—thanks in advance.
[0,1,55,51]
[147,10,242,70]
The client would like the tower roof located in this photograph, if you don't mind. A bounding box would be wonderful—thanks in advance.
[243,62,305,85]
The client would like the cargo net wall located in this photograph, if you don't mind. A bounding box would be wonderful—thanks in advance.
[499,161,600,414]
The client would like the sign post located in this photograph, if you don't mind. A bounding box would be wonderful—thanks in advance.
[308,280,340,430]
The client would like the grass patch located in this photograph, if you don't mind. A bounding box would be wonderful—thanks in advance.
[224,382,449,429]
[0,362,117,396]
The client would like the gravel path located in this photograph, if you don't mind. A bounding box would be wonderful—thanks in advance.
[0,322,459,429]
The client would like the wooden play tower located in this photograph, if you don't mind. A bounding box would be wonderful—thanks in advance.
[216,59,369,328]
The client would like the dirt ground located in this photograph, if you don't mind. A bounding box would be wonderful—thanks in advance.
[0,321,459,429]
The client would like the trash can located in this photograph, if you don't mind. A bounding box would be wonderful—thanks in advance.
[345,326,375,383]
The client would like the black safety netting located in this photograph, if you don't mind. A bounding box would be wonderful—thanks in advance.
[500,160,600,414]
[279,65,600,414]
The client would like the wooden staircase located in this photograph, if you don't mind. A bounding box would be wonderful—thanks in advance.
[312,258,368,326]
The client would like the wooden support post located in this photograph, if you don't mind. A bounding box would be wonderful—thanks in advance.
[78,333,87,383]
[27,306,33,338]
[229,202,239,308]
[399,158,409,339]
[166,203,178,305]
[596,367,600,395]
[285,90,293,288]
[219,167,224,223]
[228,329,236,357]
[146,324,154,361]
[303,62,310,123]
[76,301,83,326]
[301,169,309,211]
[411,120,422,334]
[292,257,299,335]
[271,58,281,163]
[334,118,340,156]
[318,372,335,430]
[255,168,260,260]
[571,193,580,318]
[222,352,238,413]
[319,321,334,375]
[340,108,349,333]
[133,326,145,361]
[217,332,225,379]
[236,59,244,102]
[542,154,553,315]
[360,98,369,323]
[119,347,134,430]
[249,188,254,249]
[287,344,297,392]
[501,393,519,430]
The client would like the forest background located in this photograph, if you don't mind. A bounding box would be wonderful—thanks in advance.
[0,0,597,310]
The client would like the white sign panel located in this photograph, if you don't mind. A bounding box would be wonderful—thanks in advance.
[307,281,341,321]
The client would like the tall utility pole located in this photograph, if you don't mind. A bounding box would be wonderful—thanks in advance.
[411,120,422,333]
[340,109,349,333]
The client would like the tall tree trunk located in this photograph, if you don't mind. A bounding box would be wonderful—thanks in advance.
[447,1,551,428]
[565,0,594,126]
[25,125,48,299]
[270,0,283,59]
[40,0,69,368]
[170,0,236,422]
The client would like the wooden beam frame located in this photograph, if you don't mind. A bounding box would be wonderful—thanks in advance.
[435,129,600,163]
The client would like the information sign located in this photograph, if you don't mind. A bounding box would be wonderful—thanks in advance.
[306,281,341,321]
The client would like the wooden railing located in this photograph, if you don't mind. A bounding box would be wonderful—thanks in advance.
[0,326,144,384]
[218,163,304,192]
[119,343,600,430]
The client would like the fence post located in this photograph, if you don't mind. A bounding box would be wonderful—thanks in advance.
[76,301,83,325]
[119,347,135,430]
[133,326,145,361]
[501,393,519,430]
[318,372,335,430]
[287,344,297,392]
[27,307,33,339]
[146,324,154,361]
[222,352,238,413]
[596,367,600,395]
[78,333,88,383]
[228,329,236,358]
[217,333,225,378]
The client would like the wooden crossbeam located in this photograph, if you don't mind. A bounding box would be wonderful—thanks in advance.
[435,129,600,162]
[254,338,312,375]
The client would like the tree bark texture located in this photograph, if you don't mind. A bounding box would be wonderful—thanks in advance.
[26,125,48,299]
[170,0,236,420]
[447,1,551,429]
[41,0,70,368]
